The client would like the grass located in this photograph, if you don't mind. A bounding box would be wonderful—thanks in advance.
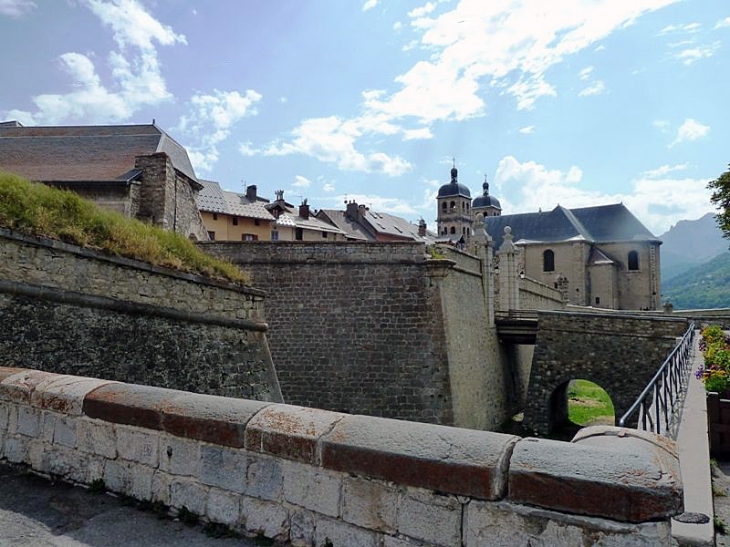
[0,171,248,284]
[567,379,615,426]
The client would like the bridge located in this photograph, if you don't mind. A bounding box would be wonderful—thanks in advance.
[495,310,538,344]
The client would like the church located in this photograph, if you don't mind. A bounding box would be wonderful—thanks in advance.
[436,166,662,311]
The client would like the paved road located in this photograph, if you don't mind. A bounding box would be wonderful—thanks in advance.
[0,464,273,546]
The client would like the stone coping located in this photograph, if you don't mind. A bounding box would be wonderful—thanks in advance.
[0,227,264,297]
[0,367,684,524]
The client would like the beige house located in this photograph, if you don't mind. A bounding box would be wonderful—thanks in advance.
[197,180,275,241]
[485,204,662,311]
[0,121,208,240]
[266,191,347,241]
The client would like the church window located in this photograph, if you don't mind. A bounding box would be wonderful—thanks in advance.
[450,201,455,210]
[543,249,555,272]
[442,202,447,211]
[450,226,456,235]
[628,250,639,271]
[595,297,600,305]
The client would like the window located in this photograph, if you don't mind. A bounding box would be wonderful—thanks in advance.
[207,231,216,241]
[450,226,456,235]
[628,250,639,271]
[441,202,447,211]
[450,200,455,210]
[232,217,238,226]
[322,231,328,239]
[543,249,555,272]
[212,213,218,221]
[254,219,260,226]
[271,230,279,241]
[295,227,303,240]
[595,297,600,305]
[242,234,258,241]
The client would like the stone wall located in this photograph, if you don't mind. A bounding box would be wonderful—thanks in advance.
[203,241,511,430]
[517,276,564,311]
[0,368,682,546]
[523,311,688,434]
[0,228,281,401]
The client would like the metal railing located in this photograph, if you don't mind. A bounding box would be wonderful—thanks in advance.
[618,322,696,438]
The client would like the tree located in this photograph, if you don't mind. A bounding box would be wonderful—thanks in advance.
[708,164,730,244]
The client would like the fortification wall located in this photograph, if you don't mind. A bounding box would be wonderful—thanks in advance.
[0,229,281,401]
[203,241,511,430]
[0,368,681,546]
[518,277,564,310]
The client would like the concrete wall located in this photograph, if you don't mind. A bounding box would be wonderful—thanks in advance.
[203,241,511,430]
[0,368,683,546]
[523,311,688,434]
[0,228,281,402]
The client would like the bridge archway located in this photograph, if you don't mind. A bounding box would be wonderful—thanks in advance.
[549,379,615,433]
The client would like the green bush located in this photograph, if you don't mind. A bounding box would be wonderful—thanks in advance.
[0,171,247,284]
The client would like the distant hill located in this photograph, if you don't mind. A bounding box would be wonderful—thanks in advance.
[662,252,730,310]
[659,213,727,282]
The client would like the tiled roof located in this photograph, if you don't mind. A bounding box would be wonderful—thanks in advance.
[197,180,275,221]
[275,211,345,234]
[485,204,657,248]
[0,123,197,183]
[363,210,436,242]
[317,210,375,241]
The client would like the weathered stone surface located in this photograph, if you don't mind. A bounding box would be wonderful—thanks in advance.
[116,425,160,466]
[16,405,41,437]
[289,508,315,547]
[76,418,117,459]
[508,435,683,523]
[0,370,54,404]
[151,470,172,505]
[240,497,289,540]
[342,476,398,533]
[31,375,116,416]
[246,454,284,501]
[0,367,25,383]
[161,393,270,448]
[315,516,380,547]
[170,478,208,514]
[2,434,28,463]
[51,415,76,448]
[83,383,174,430]
[283,461,342,517]
[321,415,518,499]
[158,435,199,476]
[246,404,344,464]
[199,445,248,493]
[206,488,240,526]
[397,489,461,546]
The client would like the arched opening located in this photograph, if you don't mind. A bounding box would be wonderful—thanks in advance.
[548,379,615,438]
[543,249,555,272]
[450,226,456,234]
[628,250,639,271]
[441,202,447,211]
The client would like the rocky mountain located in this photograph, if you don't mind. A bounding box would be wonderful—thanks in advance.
[658,213,727,282]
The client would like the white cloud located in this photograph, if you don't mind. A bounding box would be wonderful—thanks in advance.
[578,80,606,97]
[659,22,701,34]
[293,175,312,188]
[322,182,336,192]
[408,3,436,18]
[239,141,259,156]
[579,66,594,81]
[518,125,535,134]
[715,17,730,29]
[494,155,713,234]
[279,96,288,103]
[403,127,434,140]
[653,120,670,132]
[393,21,402,31]
[642,163,689,178]
[178,89,262,172]
[670,118,710,147]
[675,42,720,65]
[0,0,35,17]
[362,0,378,11]
[3,0,183,125]
[332,194,419,215]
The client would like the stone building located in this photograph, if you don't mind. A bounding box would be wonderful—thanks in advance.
[0,121,208,240]
[471,176,502,219]
[197,180,276,241]
[436,166,473,242]
[485,204,662,310]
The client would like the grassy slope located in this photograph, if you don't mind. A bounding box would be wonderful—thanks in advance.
[567,379,615,425]
[0,171,248,284]
[662,252,730,310]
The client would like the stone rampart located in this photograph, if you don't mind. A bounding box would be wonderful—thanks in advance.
[202,241,512,430]
[0,229,281,401]
[0,368,682,546]
[518,277,564,310]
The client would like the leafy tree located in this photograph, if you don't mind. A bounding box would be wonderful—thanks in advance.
[708,164,730,244]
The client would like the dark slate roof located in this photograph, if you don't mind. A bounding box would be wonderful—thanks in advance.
[0,123,198,184]
[317,210,376,241]
[197,179,275,221]
[472,181,501,210]
[438,167,471,198]
[485,204,657,248]
[363,210,436,242]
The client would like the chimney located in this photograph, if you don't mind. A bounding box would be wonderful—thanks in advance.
[299,199,310,220]
[246,184,257,201]
[346,200,359,220]
[358,204,368,220]
[418,218,427,237]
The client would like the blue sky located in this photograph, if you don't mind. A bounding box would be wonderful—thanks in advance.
[1,0,728,235]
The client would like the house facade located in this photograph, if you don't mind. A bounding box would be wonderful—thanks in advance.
[197,181,275,241]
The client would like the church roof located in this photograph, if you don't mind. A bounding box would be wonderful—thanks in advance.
[437,167,471,199]
[472,180,501,210]
[0,123,198,185]
[485,203,658,248]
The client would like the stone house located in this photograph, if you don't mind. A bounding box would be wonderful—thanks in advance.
[0,121,208,240]
[265,191,347,241]
[197,180,276,241]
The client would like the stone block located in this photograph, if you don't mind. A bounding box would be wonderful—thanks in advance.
[3,435,28,463]
[246,404,344,464]
[53,415,77,448]
[0,367,25,383]
[103,460,128,493]
[246,454,283,501]
[464,499,673,547]
[170,478,208,515]
[162,392,271,448]
[159,435,199,476]
[321,414,518,500]
[0,404,8,431]
[151,471,172,505]
[289,508,315,547]
[283,461,342,517]
[342,476,398,533]
[383,536,433,547]
[199,445,248,493]
[126,462,154,500]
[0,369,54,404]
[117,426,159,466]
[76,419,117,458]
[397,489,461,546]
[315,516,380,547]
[240,497,289,540]
[16,405,41,437]
[508,433,683,523]
[207,488,240,526]
[31,375,116,416]
[83,382,176,430]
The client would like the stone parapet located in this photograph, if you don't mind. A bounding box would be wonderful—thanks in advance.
[0,368,683,546]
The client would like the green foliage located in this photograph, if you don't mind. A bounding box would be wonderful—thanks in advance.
[176,506,200,526]
[0,171,247,283]
[698,325,730,394]
[708,164,730,245]
[567,380,615,426]
[715,515,728,535]
[89,478,106,494]
[662,252,730,309]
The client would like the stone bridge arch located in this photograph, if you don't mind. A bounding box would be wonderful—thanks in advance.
[523,311,688,435]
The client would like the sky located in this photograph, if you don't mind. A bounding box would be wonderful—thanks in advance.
[1,0,728,236]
